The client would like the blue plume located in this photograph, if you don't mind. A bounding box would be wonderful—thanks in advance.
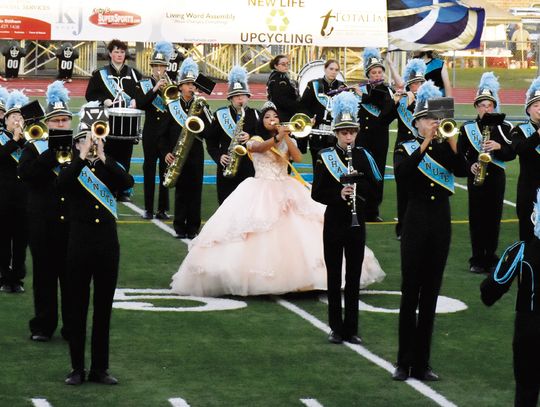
[228,65,248,85]
[527,76,540,101]
[6,90,29,111]
[332,92,359,120]
[363,47,381,70]
[46,80,70,105]
[0,86,9,105]
[154,41,173,60]
[416,80,442,107]
[535,188,540,239]
[179,57,199,78]
[478,72,500,111]
[403,58,426,80]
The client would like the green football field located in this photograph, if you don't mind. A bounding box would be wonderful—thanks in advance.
[0,99,528,406]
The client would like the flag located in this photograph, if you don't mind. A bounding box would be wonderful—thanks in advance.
[387,0,485,51]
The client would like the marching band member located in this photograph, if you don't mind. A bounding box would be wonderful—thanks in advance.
[392,81,467,382]
[206,66,259,204]
[19,81,73,341]
[266,54,300,122]
[299,59,345,166]
[481,190,540,407]
[414,51,452,97]
[162,57,212,239]
[312,92,382,345]
[135,41,172,220]
[389,58,426,239]
[0,90,28,293]
[355,48,395,222]
[458,73,515,274]
[0,86,9,128]
[58,115,133,386]
[511,77,540,242]
[85,39,142,202]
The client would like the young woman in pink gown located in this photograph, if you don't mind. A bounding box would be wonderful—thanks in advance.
[171,103,384,296]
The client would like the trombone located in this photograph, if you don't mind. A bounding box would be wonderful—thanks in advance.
[159,73,180,104]
[280,113,312,138]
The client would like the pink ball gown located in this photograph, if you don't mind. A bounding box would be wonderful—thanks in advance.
[171,138,384,296]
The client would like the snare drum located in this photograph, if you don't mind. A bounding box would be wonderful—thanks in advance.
[107,107,144,141]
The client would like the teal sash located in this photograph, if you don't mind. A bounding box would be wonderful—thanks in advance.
[359,85,381,117]
[320,149,347,182]
[312,80,332,111]
[33,139,61,175]
[99,68,131,104]
[397,96,416,136]
[78,166,118,219]
[463,122,506,169]
[0,131,22,163]
[140,79,166,113]
[518,122,540,155]
[167,99,187,128]
[216,107,236,139]
[402,139,455,193]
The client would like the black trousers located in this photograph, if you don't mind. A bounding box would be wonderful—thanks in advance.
[104,140,133,173]
[394,172,408,238]
[216,172,247,205]
[0,202,27,286]
[358,130,389,219]
[514,312,540,407]
[398,198,451,370]
[28,218,70,338]
[173,144,203,235]
[517,179,540,242]
[323,221,365,338]
[467,170,505,269]
[142,134,169,213]
[67,222,119,372]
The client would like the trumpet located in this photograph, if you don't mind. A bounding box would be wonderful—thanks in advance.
[24,120,49,142]
[56,149,72,165]
[435,118,458,141]
[159,73,180,104]
[88,121,110,159]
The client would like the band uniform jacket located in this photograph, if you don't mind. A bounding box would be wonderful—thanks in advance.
[135,76,173,140]
[85,63,142,104]
[266,70,300,122]
[205,105,258,202]
[311,144,380,229]
[0,132,26,208]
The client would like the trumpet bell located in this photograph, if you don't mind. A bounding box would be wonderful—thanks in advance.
[287,113,312,138]
[56,149,72,164]
[186,116,204,134]
[233,145,247,156]
[24,122,49,141]
[162,84,180,104]
[436,118,459,140]
[91,121,110,139]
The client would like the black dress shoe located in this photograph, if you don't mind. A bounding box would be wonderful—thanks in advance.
[155,211,170,220]
[367,216,384,222]
[142,211,153,220]
[411,367,440,381]
[30,332,51,342]
[175,233,187,239]
[470,265,485,274]
[117,195,131,203]
[0,284,12,293]
[328,331,343,344]
[187,233,198,239]
[88,370,118,385]
[65,370,85,385]
[12,284,24,293]
[345,335,363,345]
[392,366,409,381]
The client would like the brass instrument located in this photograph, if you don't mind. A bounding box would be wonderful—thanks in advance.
[435,118,458,142]
[24,121,48,142]
[160,73,180,104]
[223,107,247,179]
[56,149,72,165]
[281,113,312,138]
[88,120,110,159]
[163,96,209,188]
[473,125,492,186]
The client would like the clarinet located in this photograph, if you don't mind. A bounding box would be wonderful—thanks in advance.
[345,144,360,228]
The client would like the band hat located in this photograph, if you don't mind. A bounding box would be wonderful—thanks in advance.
[412,80,443,122]
[525,76,540,115]
[150,41,173,66]
[178,57,199,85]
[44,80,72,120]
[75,101,105,140]
[332,92,360,131]
[363,48,385,76]
[474,72,499,111]
[403,58,426,88]
[227,65,251,99]
[0,86,8,112]
[5,90,29,117]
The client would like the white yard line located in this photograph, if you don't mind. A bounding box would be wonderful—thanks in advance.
[276,298,459,407]
[300,399,325,407]
[31,399,53,407]
[168,398,192,407]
